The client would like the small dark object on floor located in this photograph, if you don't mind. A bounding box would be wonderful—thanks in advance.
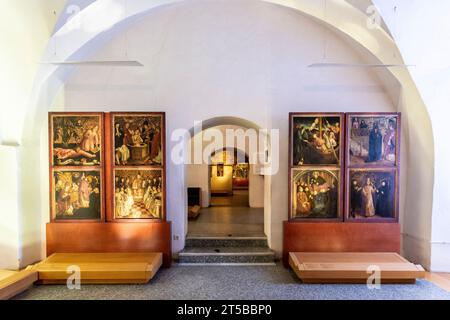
[188,206,201,220]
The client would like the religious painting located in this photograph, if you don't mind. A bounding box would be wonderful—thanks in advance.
[290,113,344,166]
[112,113,164,166]
[51,169,102,221]
[232,163,249,189]
[113,168,164,220]
[290,168,341,220]
[347,113,400,167]
[50,113,103,166]
[346,169,397,221]
[233,164,249,179]
[216,164,224,177]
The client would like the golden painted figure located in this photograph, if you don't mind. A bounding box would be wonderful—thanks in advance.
[114,169,164,219]
[291,169,340,219]
[292,115,342,166]
[113,114,163,166]
[349,170,396,220]
[361,178,376,217]
[53,170,101,220]
[51,115,102,166]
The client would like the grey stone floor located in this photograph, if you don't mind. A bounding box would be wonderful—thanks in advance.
[14,263,450,300]
[188,206,264,237]
[210,190,249,207]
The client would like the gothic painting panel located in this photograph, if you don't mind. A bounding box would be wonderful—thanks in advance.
[347,113,400,167]
[113,168,164,220]
[346,168,398,221]
[290,113,344,166]
[50,113,103,166]
[290,168,341,220]
[112,113,164,167]
[51,169,103,221]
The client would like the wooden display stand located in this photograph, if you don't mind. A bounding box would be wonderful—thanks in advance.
[289,252,425,284]
[283,222,426,284]
[46,221,172,267]
[283,221,401,267]
[33,253,162,284]
[0,270,38,300]
[46,112,171,285]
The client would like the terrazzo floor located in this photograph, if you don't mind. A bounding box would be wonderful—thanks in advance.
[14,263,450,300]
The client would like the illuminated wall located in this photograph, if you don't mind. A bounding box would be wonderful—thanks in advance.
[211,165,233,194]
[0,0,65,269]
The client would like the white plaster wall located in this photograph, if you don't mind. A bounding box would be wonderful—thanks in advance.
[0,0,65,269]
[55,1,395,255]
[0,146,20,269]
[0,0,65,144]
[374,0,450,271]
[249,168,264,208]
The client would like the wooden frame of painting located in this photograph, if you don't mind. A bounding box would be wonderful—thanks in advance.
[289,113,345,167]
[289,167,343,222]
[345,112,401,223]
[289,112,344,221]
[346,113,401,168]
[108,167,165,222]
[49,112,105,222]
[345,168,399,223]
[50,168,104,222]
[107,112,166,222]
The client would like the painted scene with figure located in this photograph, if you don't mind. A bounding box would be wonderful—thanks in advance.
[291,168,340,220]
[50,114,102,166]
[52,170,102,220]
[291,114,342,166]
[348,114,399,166]
[114,169,164,220]
[113,113,164,166]
[347,169,397,220]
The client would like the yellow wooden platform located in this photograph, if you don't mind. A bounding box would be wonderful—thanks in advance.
[0,270,38,300]
[31,253,163,284]
[289,252,425,284]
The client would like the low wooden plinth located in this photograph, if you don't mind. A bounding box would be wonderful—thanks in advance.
[289,252,425,284]
[33,253,162,284]
[47,222,172,267]
[0,270,38,300]
[283,221,401,266]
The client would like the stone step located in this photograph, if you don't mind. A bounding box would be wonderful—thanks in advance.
[178,246,275,264]
[185,237,268,248]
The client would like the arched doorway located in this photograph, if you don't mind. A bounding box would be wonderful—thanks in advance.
[185,123,266,238]
[181,118,273,264]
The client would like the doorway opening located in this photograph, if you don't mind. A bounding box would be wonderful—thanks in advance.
[186,124,265,238]
[210,147,249,207]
